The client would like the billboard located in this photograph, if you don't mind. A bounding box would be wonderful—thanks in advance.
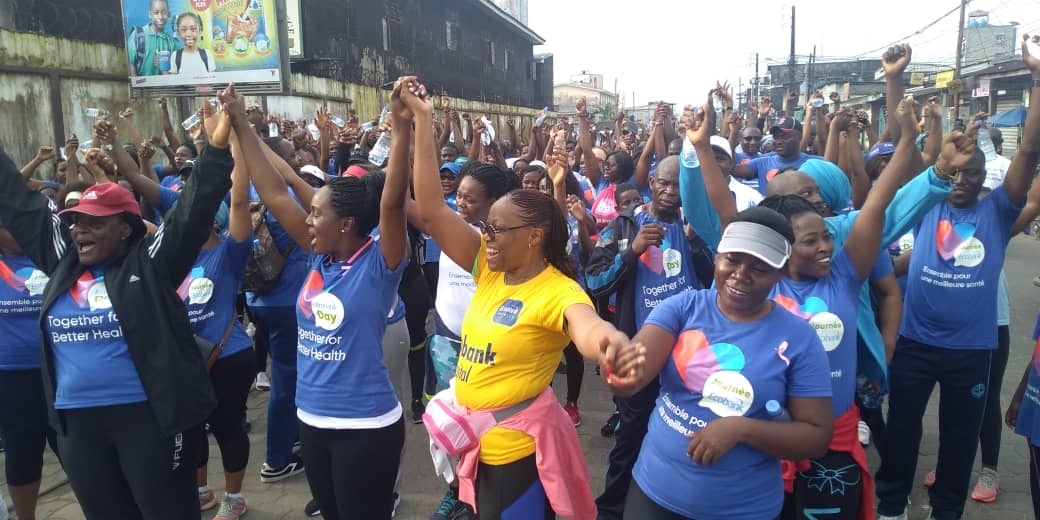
[286,0,302,57]
[121,0,289,96]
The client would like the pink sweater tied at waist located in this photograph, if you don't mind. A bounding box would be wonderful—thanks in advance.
[456,386,597,520]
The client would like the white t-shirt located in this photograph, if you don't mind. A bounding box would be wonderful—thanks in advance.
[730,176,763,210]
[984,155,1011,190]
[435,250,477,337]
[172,49,212,75]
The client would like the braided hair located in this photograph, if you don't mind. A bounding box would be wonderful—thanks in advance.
[327,170,386,236]
[461,163,520,199]
[757,194,819,223]
[505,189,577,280]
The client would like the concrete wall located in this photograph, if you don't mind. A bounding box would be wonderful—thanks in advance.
[1,27,541,179]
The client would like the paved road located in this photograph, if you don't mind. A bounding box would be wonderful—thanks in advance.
[8,235,1040,519]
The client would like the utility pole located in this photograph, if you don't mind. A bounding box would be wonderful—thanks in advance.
[951,0,968,123]
[755,52,760,105]
[788,6,796,95]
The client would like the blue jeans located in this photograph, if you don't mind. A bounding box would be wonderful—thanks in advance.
[875,337,991,520]
[249,305,299,468]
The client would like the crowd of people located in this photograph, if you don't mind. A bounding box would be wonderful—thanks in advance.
[2,34,1040,520]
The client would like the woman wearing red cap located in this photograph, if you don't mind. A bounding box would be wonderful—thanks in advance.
[0,87,237,519]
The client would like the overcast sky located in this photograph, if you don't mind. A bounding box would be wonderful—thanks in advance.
[528,0,1040,108]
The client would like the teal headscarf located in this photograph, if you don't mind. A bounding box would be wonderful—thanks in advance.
[799,159,852,215]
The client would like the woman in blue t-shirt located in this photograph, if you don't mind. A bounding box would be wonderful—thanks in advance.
[183,153,255,517]
[606,207,834,520]
[238,79,410,519]
[0,228,58,520]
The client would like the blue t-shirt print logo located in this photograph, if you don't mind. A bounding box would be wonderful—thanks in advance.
[492,299,524,326]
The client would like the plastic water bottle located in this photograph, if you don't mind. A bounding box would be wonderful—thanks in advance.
[329,115,347,128]
[181,112,202,131]
[83,108,109,118]
[480,116,495,147]
[534,106,549,127]
[368,132,391,165]
[976,121,997,162]
[306,122,321,141]
[811,97,825,109]
[765,400,790,422]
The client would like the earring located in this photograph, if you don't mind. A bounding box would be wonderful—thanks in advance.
[340,229,346,233]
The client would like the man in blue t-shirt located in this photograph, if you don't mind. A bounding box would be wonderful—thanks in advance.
[732,117,821,195]
[875,75,1039,519]
[733,126,764,191]
[585,156,704,519]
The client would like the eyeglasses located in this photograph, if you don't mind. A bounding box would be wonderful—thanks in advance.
[742,136,762,142]
[477,221,533,241]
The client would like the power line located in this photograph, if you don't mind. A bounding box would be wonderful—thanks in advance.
[850,3,963,58]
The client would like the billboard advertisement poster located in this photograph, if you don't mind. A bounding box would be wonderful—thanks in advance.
[123,0,286,92]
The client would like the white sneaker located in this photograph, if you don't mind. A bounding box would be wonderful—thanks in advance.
[858,420,871,445]
[255,372,271,391]
[877,513,907,520]
[246,323,256,338]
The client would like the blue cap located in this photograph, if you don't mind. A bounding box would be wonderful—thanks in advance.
[864,142,895,163]
[440,162,461,176]
[765,400,782,416]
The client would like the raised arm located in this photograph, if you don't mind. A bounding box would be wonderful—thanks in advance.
[632,123,657,191]
[315,105,332,175]
[407,81,481,270]
[227,137,250,243]
[20,146,55,181]
[95,118,161,208]
[880,44,911,143]
[159,97,182,151]
[377,77,415,270]
[845,124,871,209]
[920,97,943,166]
[576,97,602,186]
[844,96,921,279]
[688,96,737,230]
[228,92,310,251]
[1004,34,1040,206]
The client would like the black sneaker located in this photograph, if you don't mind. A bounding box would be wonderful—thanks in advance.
[600,410,620,437]
[411,399,426,424]
[304,498,320,517]
[260,454,304,483]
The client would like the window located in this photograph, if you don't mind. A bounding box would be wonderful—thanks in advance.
[382,17,390,51]
[446,21,458,50]
[504,48,511,71]
[485,40,495,65]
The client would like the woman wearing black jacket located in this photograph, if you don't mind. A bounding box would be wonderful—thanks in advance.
[0,90,235,519]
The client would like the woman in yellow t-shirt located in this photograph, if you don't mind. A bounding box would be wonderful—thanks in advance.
[404,82,636,517]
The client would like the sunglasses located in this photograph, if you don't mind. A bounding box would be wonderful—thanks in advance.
[476,221,533,241]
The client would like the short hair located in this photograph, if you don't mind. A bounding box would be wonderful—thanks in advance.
[729,205,795,244]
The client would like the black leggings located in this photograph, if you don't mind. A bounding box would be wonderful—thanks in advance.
[0,369,59,485]
[245,304,269,374]
[623,481,692,519]
[780,450,863,520]
[58,402,202,520]
[564,343,584,403]
[980,325,1011,468]
[299,417,405,520]
[476,455,554,519]
[197,349,256,472]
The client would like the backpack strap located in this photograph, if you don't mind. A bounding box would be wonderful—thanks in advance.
[200,49,209,71]
[133,27,146,72]
[174,48,182,71]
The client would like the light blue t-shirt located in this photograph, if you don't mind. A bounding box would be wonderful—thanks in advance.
[295,240,406,419]
[45,268,147,409]
[0,255,48,369]
[634,289,832,520]
[1015,337,1040,446]
[424,193,457,264]
[745,152,821,195]
[179,235,254,360]
[771,249,863,416]
[901,186,1022,349]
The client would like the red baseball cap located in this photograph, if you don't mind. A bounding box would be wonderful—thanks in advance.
[58,182,142,219]
[342,165,369,178]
